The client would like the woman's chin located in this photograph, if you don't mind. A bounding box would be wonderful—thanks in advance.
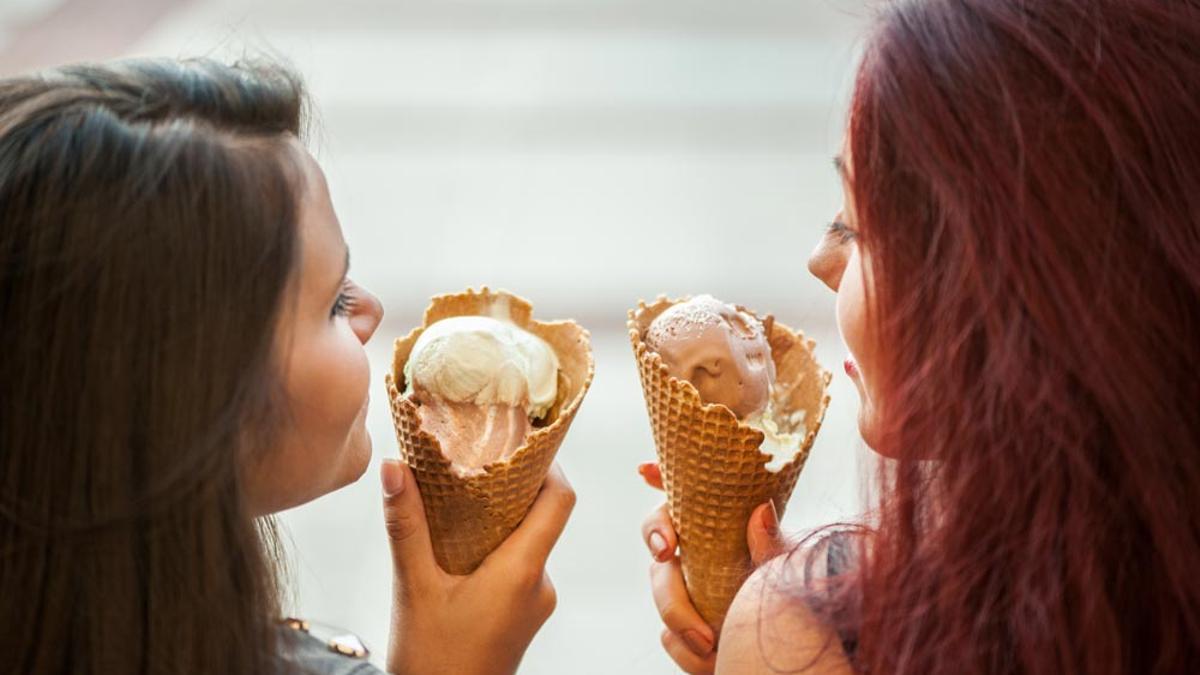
[341,428,374,487]
[855,398,888,456]
[318,425,374,501]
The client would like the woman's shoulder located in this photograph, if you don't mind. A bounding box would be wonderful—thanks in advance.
[715,537,857,674]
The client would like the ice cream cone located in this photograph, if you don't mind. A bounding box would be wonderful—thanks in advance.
[629,296,831,631]
[386,288,594,574]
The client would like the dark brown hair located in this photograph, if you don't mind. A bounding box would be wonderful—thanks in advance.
[0,58,308,673]
[792,0,1200,673]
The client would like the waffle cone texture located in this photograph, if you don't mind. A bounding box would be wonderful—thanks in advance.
[386,288,594,574]
[629,297,831,630]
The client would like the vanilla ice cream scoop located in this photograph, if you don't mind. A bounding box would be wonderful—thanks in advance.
[403,315,560,476]
[645,295,775,419]
[404,316,559,419]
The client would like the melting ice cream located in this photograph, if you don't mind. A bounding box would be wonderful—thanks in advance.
[645,295,804,472]
[404,316,559,476]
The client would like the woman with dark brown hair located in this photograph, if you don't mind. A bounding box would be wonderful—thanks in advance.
[643,0,1200,673]
[0,58,573,674]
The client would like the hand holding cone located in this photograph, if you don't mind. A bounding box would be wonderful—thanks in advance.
[385,288,594,574]
[629,296,831,631]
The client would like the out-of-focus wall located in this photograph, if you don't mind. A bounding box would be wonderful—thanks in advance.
[142,0,865,335]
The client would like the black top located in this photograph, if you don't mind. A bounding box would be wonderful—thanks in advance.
[824,531,860,661]
[277,623,386,675]
[797,530,861,664]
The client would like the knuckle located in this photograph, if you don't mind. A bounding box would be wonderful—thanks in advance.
[548,481,576,513]
[643,505,670,532]
[537,579,558,618]
[648,558,671,584]
[648,560,662,581]
[559,484,577,511]
[661,632,712,675]
[660,629,673,649]
[513,564,544,592]
[641,512,660,536]
[384,513,418,543]
[658,598,682,625]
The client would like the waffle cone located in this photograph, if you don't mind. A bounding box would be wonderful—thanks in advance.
[386,288,594,574]
[629,296,831,631]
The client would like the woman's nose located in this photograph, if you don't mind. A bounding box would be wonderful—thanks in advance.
[808,236,848,292]
[350,287,384,344]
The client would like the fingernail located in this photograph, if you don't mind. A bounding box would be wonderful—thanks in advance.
[649,531,669,560]
[381,460,405,497]
[681,629,713,656]
[637,463,653,476]
[761,501,780,537]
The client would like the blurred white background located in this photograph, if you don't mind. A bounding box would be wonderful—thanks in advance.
[1,1,873,671]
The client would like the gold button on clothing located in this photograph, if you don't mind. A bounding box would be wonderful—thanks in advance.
[328,633,369,659]
[278,617,383,674]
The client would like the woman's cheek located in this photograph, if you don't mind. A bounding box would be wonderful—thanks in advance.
[322,324,371,429]
[296,324,372,490]
[835,247,888,450]
[836,248,869,371]
[287,323,369,452]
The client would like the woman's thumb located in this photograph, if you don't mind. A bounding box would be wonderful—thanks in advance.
[381,459,438,586]
[747,500,785,566]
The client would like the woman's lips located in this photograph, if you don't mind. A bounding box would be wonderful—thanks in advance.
[844,356,859,379]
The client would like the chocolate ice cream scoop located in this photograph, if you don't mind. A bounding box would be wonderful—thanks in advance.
[645,295,775,419]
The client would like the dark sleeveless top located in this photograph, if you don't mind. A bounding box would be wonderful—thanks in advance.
[797,530,861,664]
[276,621,385,675]
[830,530,859,658]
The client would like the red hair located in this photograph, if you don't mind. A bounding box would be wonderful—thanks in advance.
[817,1,1200,672]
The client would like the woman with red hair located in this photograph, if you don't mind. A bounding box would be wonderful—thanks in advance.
[642,0,1200,672]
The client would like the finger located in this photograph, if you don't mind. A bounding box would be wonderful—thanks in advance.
[640,502,677,562]
[650,558,715,652]
[488,462,575,570]
[637,462,664,491]
[661,629,717,675]
[746,500,786,566]
[381,459,440,588]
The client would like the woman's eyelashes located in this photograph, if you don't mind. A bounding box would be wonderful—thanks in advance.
[827,220,857,244]
[330,280,357,319]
